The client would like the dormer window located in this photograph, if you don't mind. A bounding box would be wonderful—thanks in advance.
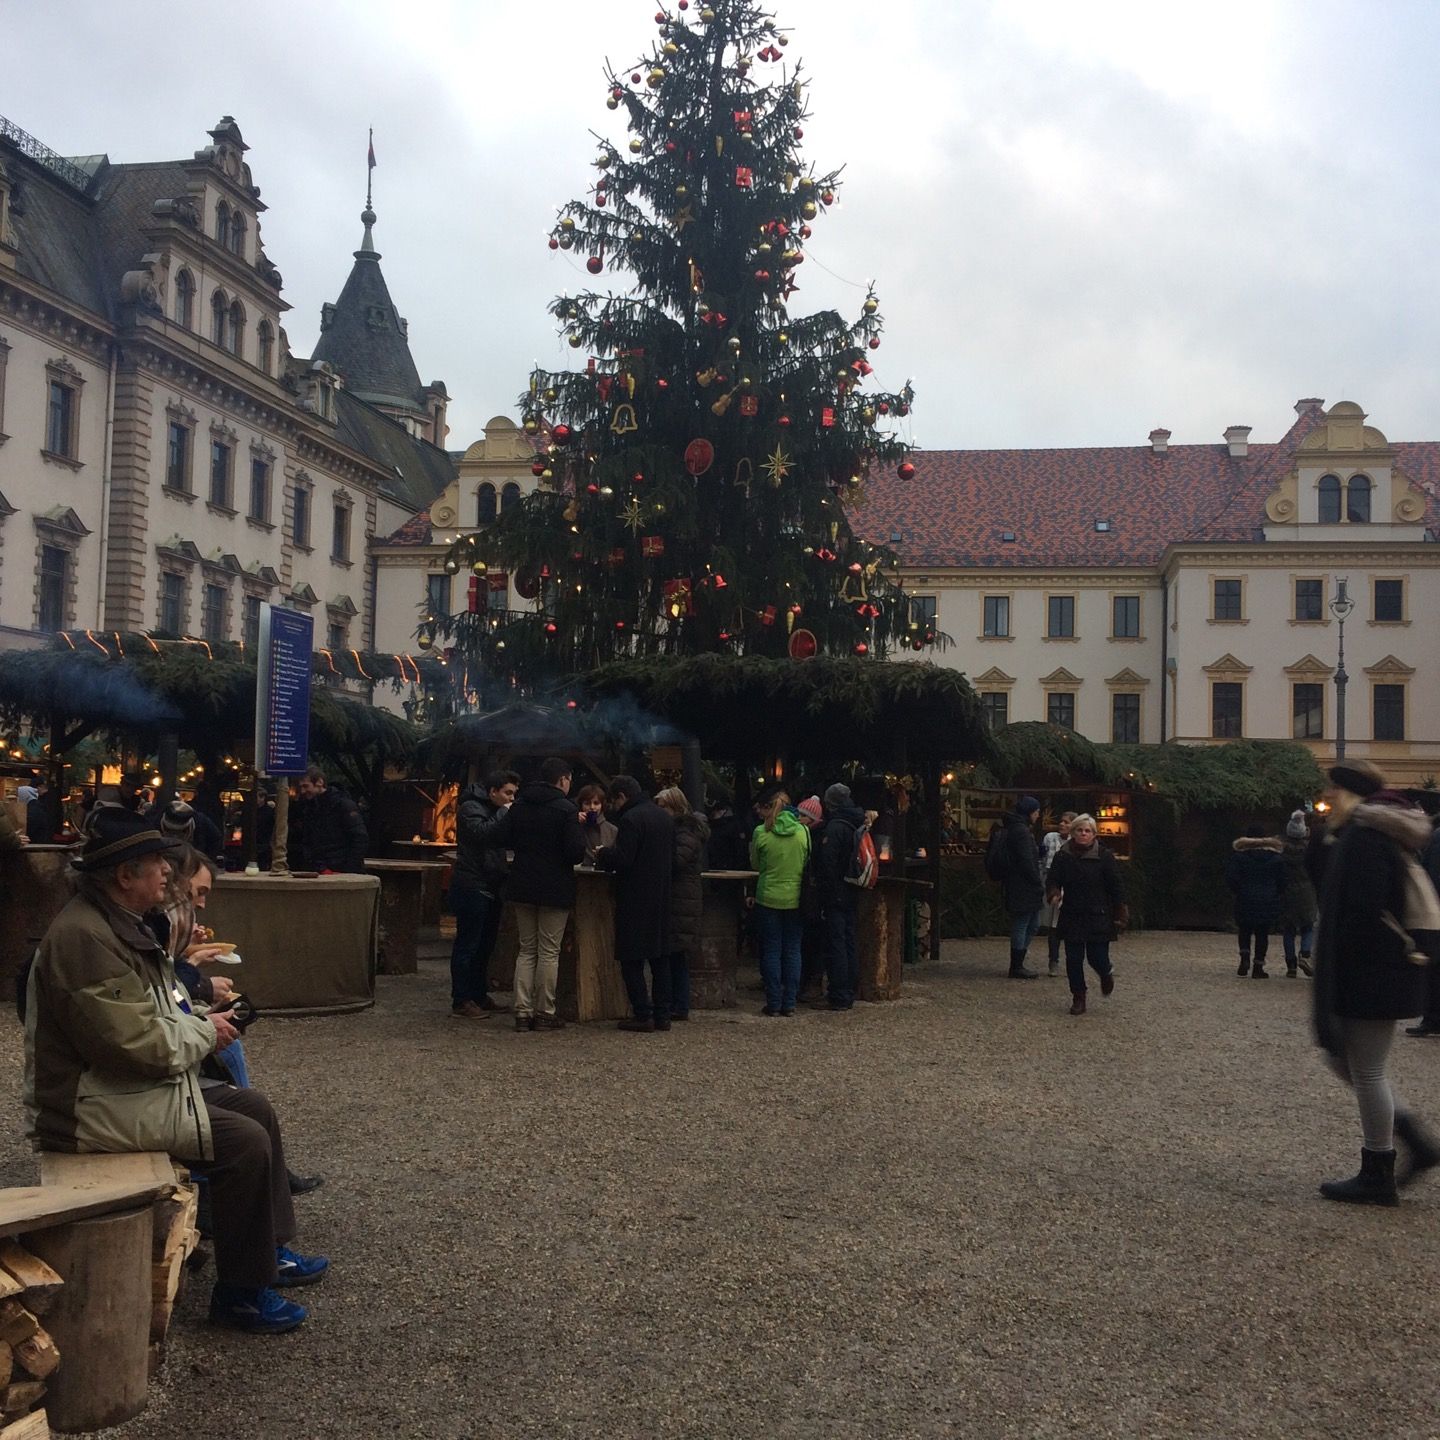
[256,319,274,374]
[501,482,521,513]
[1346,474,1372,524]
[1318,473,1371,524]
[477,483,497,524]
[226,299,245,358]
[229,211,246,260]
[1318,474,1341,523]
[211,289,228,346]
[215,200,231,248]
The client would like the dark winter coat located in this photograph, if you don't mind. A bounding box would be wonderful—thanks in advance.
[1424,823,1440,894]
[1313,799,1434,1055]
[293,787,368,873]
[1047,840,1126,942]
[996,810,1045,917]
[452,785,510,898]
[485,782,586,909]
[1278,837,1318,931]
[25,797,52,846]
[600,794,674,965]
[1224,837,1286,928]
[667,811,711,960]
[817,804,866,911]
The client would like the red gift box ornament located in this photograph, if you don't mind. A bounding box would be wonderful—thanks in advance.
[821,406,835,428]
[467,576,480,614]
[761,604,777,626]
[487,571,509,593]
[608,548,626,567]
[662,578,694,618]
[640,534,666,558]
[738,394,759,417]
[735,166,753,189]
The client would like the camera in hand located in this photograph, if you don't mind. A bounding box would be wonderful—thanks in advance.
[220,994,259,1031]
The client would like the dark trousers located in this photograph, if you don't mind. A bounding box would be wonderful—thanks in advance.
[826,902,859,1008]
[668,950,690,1018]
[450,883,502,1008]
[622,953,671,1021]
[1281,925,1314,964]
[192,1085,295,1290]
[800,917,828,996]
[1064,938,1111,995]
[1423,957,1440,1026]
[1238,926,1270,966]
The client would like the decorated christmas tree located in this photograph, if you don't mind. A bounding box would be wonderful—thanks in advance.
[439,0,928,683]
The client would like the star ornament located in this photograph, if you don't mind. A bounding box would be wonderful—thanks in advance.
[673,203,696,232]
[762,443,791,486]
[620,497,645,533]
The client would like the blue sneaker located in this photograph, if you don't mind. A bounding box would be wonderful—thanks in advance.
[209,1284,307,1333]
[275,1245,329,1287]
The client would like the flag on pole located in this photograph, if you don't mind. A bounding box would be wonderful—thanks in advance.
[368,130,376,171]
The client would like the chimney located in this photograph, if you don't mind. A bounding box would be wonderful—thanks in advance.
[1148,428,1171,455]
[1224,425,1251,458]
[1294,397,1325,417]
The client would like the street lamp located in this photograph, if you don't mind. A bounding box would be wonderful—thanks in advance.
[1330,576,1355,761]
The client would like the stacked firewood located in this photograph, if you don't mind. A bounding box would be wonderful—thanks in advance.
[150,1180,200,1358]
[0,1238,65,1438]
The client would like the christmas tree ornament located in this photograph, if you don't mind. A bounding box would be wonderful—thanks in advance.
[821,406,835,427]
[761,605,777,626]
[587,253,604,273]
[863,296,879,314]
[762,443,791,486]
[610,404,639,434]
[471,558,488,576]
[853,641,869,656]
[608,548,626,567]
[788,628,818,659]
[868,337,881,350]
[739,394,759,417]
[734,458,754,493]
[417,631,433,649]
[735,166,754,188]
[544,621,558,634]
[621,498,645,533]
[443,557,460,575]
[630,138,644,154]
[684,438,715,476]
[897,461,916,480]
[662,579,694,617]
[548,236,560,249]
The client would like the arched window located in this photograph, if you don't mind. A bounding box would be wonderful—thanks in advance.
[211,289,228,345]
[215,201,231,248]
[227,300,245,357]
[501,482,521,513]
[174,269,195,329]
[1317,474,1342,524]
[1346,474,1372,524]
[476,483,497,524]
[229,212,246,259]
[256,319,274,374]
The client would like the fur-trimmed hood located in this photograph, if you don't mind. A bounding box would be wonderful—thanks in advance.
[1232,836,1283,853]
[1351,798,1433,853]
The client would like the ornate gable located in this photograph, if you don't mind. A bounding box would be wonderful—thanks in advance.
[1203,653,1252,676]
[973,666,1015,687]
[1284,654,1334,677]
[1105,667,1150,687]
[1039,666,1083,688]
[1364,654,1416,678]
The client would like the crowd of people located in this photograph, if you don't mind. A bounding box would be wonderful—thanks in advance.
[447,761,879,1030]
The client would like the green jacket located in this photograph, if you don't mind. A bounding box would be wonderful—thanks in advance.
[750,811,811,911]
[24,892,216,1161]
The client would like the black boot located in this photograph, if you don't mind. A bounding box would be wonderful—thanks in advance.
[1008,948,1037,980]
[1395,1113,1440,1189]
[1237,954,1250,977]
[1319,1148,1399,1206]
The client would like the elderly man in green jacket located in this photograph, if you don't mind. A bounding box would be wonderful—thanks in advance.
[23,811,327,1334]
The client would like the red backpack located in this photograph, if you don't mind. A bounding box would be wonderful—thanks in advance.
[845,823,879,889]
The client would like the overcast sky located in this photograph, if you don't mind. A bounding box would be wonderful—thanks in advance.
[7,0,1438,452]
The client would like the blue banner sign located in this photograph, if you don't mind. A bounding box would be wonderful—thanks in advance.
[255,603,313,776]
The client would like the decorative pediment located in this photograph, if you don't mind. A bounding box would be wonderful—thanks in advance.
[288,581,318,605]
[166,398,198,426]
[155,535,201,563]
[1039,666,1083,688]
[243,562,280,589]
[326,594,358,617]
[0,490,15,519]
[201,550,243,576]
[45,356,85,386]
[1296,401,1394,460]
[35,506,92,538]
[1364,654,1415,678]
[973,666,1015,687]
[1284,654,1334,677]
[1203,653,1252,676]
[1105,667,1150,687]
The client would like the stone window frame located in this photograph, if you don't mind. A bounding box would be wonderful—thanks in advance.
[426,572,452,618]
[1370,575,1408,626]
[330,486,354,566]
[163,399,199,498]
[1043,590,1077,641]
[1290,680,1325,740]
[174,268,196,330]
[211,288,229,347]
[42,356,85,469]
[980,591,1012,640]
[227,298,246,359]
[289,469,314,551]
[1204,654,1251,740]
[1371,681,1408,743]
[208,421,238,513]
[246,440,276,530]
[239,566,279,648]
[476,482,498,525]
[229,210,247,262]
[32,509,88,635]
[199,570,231,644]
[501,481,522,514]
[979,690,1009,730]
[1209,574,1247,624]
[155,553,194,636]
[1045,690,1077,728]
[215,200,232,249]
[0,332,10,445]
[1110,691,1142,744]
[256,318,274,375]
[1110,592,1143,641]
[1290,574,1329,626]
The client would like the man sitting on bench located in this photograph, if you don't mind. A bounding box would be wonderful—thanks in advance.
[22,810,328,1334]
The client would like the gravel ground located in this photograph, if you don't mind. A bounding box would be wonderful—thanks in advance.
[1,931,1438,1439]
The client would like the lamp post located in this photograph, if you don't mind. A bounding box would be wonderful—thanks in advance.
[1330,576,1355,761]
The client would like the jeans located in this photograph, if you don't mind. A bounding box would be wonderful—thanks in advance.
[218,1039,251,1088]
[1010,908,1042,955]
[668,950,690,1018]
[622,952,672,1021]
[1238,926,1270,967]
[513,904,568,1019]
[1281,925,1314,964]
[1064,938,1112,995]
[450,883,503,1008]
[757,905,804,1011]
[825,902,859,1008]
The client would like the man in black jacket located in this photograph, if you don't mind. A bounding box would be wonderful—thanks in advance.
[818,783,866,1011]
[449,769,519,1019]
[486,758,586,1031]
[997,796,1045,979]
[292,768,368,873]
[599,776,675,1032]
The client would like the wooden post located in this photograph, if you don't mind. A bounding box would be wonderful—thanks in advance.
[925,760,943,963]
[25,1206,152,1433]
[155,733,179,812]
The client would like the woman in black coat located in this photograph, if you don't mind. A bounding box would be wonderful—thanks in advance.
[1045,813,1127,1016]
[1224,828,1286,978]
[597,777,676,1032]
[1278,810,1318,977]
[1312,763,1440,1205]
[655,788,710,1022]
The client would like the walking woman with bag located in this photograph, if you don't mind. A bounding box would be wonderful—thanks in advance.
[1045,814,1128,1016]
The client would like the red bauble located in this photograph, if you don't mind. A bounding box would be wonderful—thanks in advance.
[615,619,628,631]
[778,414,791,428]
[531,460,546,476]
[586,482,599,495]
[793,127,804,139]
[878,402,890,415]
[788,628,818,660]
[612,86,624,99]
[684,438,715,476]
[654,10,665,20]
[656,378,669,391]
[631,72,642,83]
[544,622,558,635]
[679,0,688,8]
[897,403,910,417]
[868,337,880,350]
[551,424,573,444]
[548,237,559,250]
[853,642,869,656]
[897,461,916,480]
[587,255,604,274]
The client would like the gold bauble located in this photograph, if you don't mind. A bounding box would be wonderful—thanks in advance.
[567,333,583,348]
[664,41,678,55]
[864,297,879,314]
[801,201,817,220]
[522,416,540,433]
[471,559,488,575]
[675,184,689,199]
[560,217,576,231]
[629,138,643,153]
[544,387,558,402]
[701,6,715,18]
[606,97,620,110]
[647,67,666,87]
[558,233,574,249]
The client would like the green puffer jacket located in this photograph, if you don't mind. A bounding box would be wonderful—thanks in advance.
[24,892,217,1161]
[750,811,811,911]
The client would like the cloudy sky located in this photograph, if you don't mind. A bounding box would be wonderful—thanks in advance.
[7,0,1438,451]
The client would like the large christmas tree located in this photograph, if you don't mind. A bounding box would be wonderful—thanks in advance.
[439,0,928,684]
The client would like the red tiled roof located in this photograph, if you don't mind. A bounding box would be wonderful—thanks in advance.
[855,413,1440,569]
[377,510,434,547]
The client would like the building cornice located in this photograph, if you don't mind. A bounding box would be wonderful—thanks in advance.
[0,274,113,360]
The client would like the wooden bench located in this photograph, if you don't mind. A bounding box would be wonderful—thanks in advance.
[0,1152,200,1434]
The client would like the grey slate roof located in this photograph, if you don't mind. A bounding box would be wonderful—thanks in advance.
[5,154,112,319]
[335,391,455,513]
[310,222,426,411]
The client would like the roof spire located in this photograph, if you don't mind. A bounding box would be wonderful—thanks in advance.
[359,127,378,255]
